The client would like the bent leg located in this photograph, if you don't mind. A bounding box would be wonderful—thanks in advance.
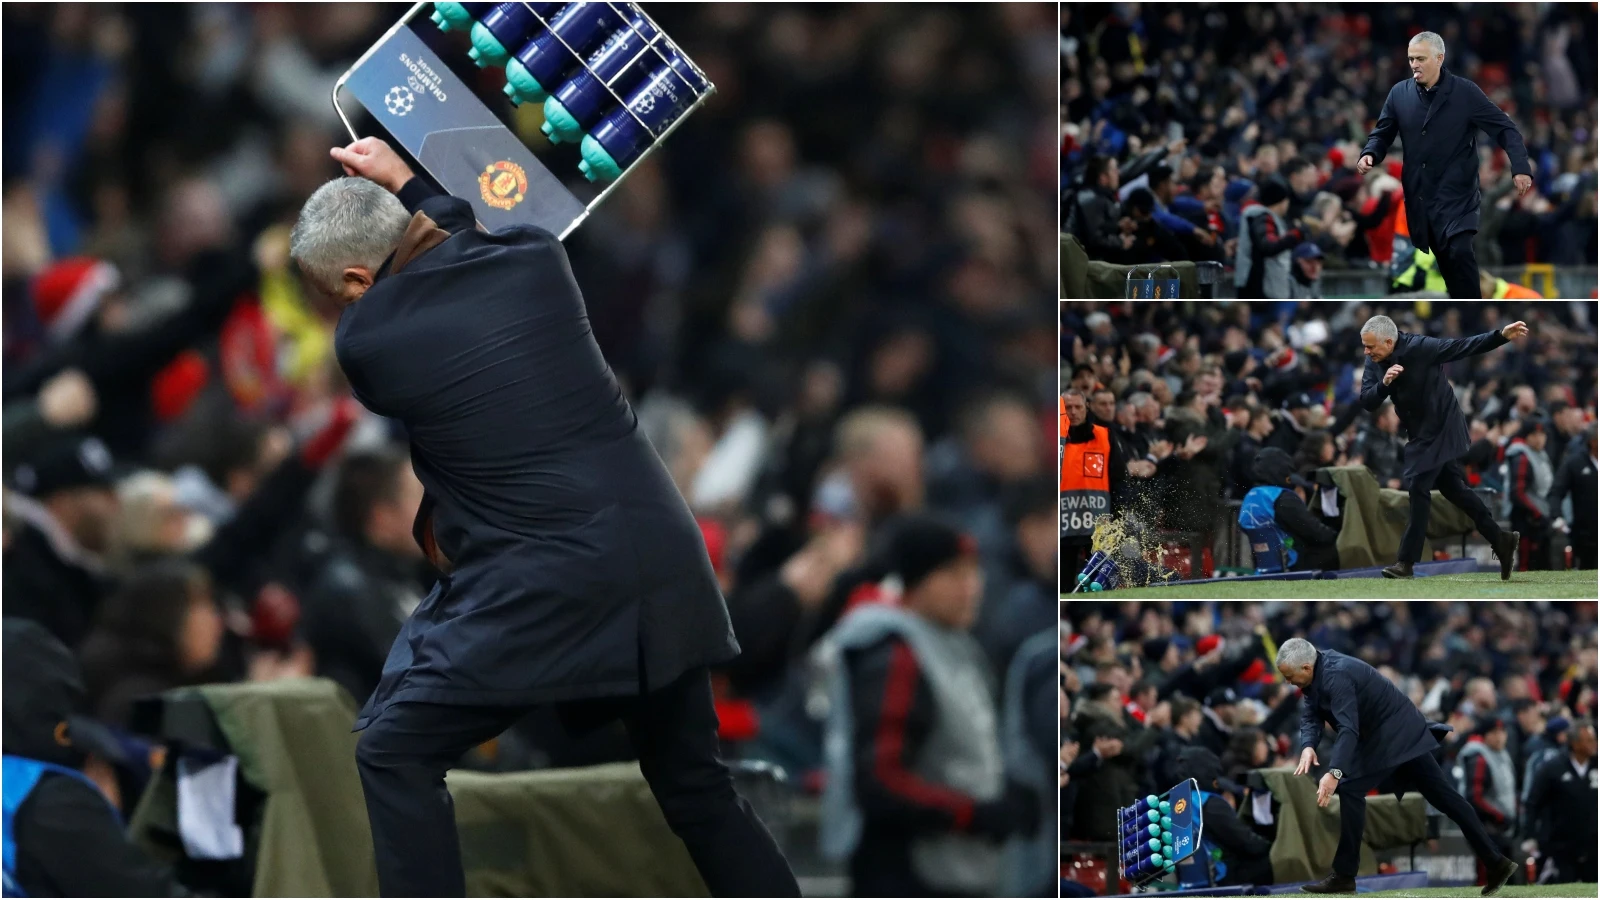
[1399,466,1443,564]
[1392,753,1506,866]
[356,702,526,897]
[624,667,800,897]
[1434,460,1503,544]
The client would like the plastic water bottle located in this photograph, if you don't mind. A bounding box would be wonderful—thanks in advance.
[540,6,659,141]
[468,2,563,69]
[577,49,707,182]
[505,1,629,104]
[431,1,494,32]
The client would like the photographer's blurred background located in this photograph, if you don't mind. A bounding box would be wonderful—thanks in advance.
[1060,3,1598,299]
[1,3,1058,896]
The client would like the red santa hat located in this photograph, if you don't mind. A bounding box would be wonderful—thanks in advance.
[32,257,119,343]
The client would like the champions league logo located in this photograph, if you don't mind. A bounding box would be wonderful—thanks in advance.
[384,86,415,117]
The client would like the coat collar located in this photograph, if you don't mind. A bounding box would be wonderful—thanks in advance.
[1417,67,1455,129]
[374,210,453,282]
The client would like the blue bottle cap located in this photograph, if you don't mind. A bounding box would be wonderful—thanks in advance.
[1161,815,1173,828]
[505,58,550,103]
[543,95,583,144]
[1146,824,1160,837]
[1159,800,1171,812]
[1146,795,1160,805]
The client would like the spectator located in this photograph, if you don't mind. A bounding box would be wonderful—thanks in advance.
[299,450,430,705]
[1065,155,1135,262]
[819,515,1036,897]
[1177,746,1274,887]
[1524,722,1597,884]
[1290,242,1325,299]
[1,620,192,896]
[3,435,120,649]
[1547,424,1597,569]
[1124,188,1189,264]
[1502,419,1555,570]
[1353,401,1406,489]
[1234,178,1306,298]
[76,560,228,728]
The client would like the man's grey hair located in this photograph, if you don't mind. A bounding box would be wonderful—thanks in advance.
[1276,637,1318,669]
[1361,315,1398,343]
[1127,391,1155,410]
[1409,31,1445,58]
[289,177,411,293]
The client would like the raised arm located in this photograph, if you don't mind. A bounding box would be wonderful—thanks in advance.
[1413,329,1512,366]
[331,138,477,234]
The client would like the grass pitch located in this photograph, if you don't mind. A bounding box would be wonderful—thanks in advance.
[1361,884,1599,898]
[1062,569,1597,600]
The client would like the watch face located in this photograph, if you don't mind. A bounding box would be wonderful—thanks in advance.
[1329,768,1344,779]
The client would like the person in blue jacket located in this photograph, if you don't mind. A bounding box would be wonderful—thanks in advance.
[289,137,796,897]
[2,619,188,897]
[1356,314,1527,579]
[1236,447,1338,573]
[1277,638,1517,896]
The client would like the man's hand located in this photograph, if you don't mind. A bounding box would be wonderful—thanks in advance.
[1092,735,1124,759]
[1316,771,1340,807]
[1148,439,1173,461]
[1176,433,1208,460]
[1382,364,1404,386]
[1500,320,1529,340]
[330,138,415,194]
[1356,154,1375,176]
[1513,174,1533,198]
[1294,746,1319,776]
[1127,459,1157,478]
[37,368,97,428]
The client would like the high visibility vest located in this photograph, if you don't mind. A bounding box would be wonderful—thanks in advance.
[1060,423,1111,537]
[1490,277,1542,299]
[1392,246,1448,293]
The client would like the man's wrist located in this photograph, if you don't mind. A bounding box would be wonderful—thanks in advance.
[1327,768,1343,780]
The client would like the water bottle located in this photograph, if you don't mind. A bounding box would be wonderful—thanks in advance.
[540,6,659,142]
[504,1,629,105]
[431,1,494,32]
[468,2,563,69]
[577,49,707,182]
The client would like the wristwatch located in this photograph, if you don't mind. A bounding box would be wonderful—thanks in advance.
[1328,768,1344,780]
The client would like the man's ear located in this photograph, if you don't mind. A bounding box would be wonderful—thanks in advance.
[342,267,375,290]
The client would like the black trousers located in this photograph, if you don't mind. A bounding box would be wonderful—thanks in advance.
[1435,230,1481,299]
[1331,752,1505,878]
[1398,460,1502,564]
[355,667,800,897]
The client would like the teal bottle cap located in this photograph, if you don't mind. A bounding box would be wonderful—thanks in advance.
[432,2,470,31]
[542,96,583,145]
[468,22,511,68]
[504,59,549,103]
[578,134,622,182]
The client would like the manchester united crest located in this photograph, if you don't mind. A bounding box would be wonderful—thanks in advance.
[478,160,527,210]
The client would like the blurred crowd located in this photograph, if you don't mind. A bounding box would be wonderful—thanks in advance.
[1058,301,1599,582]
[1,3,1057,895]
[1059,602,1600,890]
[1060,3,1598,297]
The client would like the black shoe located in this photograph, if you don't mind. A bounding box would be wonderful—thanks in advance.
[1494,531,1520,581]
[1381,561,1414,579]
[1301,873,1358,894]
[1482,856,1517,896]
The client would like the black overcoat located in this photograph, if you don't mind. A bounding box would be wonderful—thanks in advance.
[1358,329,1509,482]
[335,178,738,728]
[1360,67,1532,252]
[1297,649,1437,781]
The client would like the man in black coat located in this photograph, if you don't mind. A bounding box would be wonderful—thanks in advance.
[291,138,796,897]
[1547,424,1597,570]
[1356,315,1525,579]
[1524,722,1597,884]
[1356,31,1533,298]
[1277,638,1517,895]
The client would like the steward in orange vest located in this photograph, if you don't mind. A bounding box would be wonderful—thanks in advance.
[1060,393,1113,539]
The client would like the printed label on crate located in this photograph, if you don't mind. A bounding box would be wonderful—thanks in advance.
[345,26,587,235]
